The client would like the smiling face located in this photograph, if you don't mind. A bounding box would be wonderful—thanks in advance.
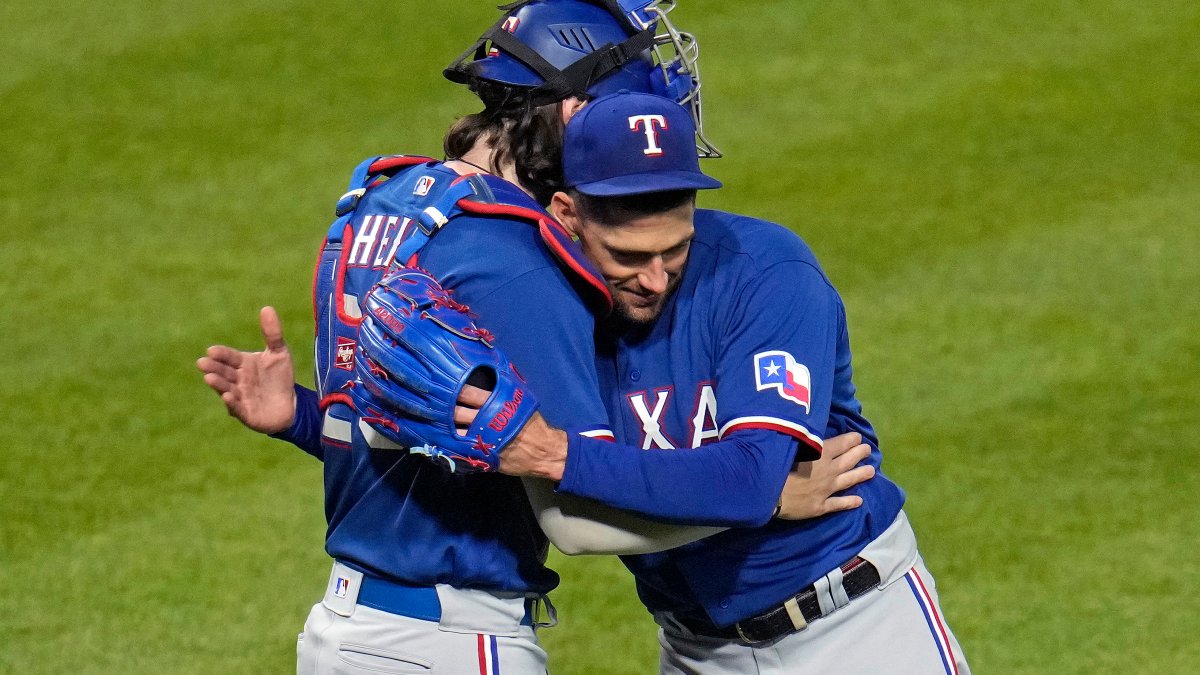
[551,191,695,326]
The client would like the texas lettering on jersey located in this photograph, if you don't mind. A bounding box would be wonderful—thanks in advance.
[620,348,821,453]
[626,382,718,449]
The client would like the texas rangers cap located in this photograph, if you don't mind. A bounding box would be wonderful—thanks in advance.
[563,91,722,197]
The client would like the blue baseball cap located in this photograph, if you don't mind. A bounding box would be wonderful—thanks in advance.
[563,91,722,197]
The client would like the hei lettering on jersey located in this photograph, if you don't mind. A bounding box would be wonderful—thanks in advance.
[347,215,415,268]
[629,114,668,156]
[754,350,811,412]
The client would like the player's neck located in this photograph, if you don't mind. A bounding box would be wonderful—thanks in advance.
[448,143,530,199]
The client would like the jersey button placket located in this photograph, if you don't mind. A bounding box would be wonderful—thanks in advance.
[629,369,641,382]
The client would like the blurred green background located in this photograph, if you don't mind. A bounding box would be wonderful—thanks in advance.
[2,1,1198,672]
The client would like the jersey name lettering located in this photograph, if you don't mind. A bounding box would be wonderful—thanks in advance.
[348,215,414,268]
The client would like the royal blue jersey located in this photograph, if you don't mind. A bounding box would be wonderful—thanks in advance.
[557,209,906,626]
[280,160,612,595]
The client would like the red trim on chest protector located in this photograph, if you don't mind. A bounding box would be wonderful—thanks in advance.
[334,223,363,327]
[538,220,613,310]
[455,198,612,311]
[367,155,434,175]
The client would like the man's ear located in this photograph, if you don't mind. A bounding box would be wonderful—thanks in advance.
[560,96,588,126]
[549,191,581,236]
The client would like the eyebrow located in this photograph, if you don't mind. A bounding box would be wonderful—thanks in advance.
[608,234,694,257]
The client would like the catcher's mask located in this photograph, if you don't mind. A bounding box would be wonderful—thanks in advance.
[445,0,720,158]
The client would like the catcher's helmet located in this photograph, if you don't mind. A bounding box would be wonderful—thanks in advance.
[445,0,719,157]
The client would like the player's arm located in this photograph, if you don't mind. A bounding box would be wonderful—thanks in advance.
[521,477,724,555]
[517,431,870,552]
[504,261,853,527]
[445,264,727,554]
[197,307,324,459]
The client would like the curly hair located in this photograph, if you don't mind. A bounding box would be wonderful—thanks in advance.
[443,82,565,206]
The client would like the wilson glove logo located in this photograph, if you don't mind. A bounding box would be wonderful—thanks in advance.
[754,350,811,413]
[487,388,526,432]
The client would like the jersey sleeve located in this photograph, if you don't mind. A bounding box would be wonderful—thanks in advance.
[559,428,798,527]
[713,259,842,459]
[271,383,324,459]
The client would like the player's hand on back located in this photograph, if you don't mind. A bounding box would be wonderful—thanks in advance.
[197,306,297,435]
[775,432,875,520]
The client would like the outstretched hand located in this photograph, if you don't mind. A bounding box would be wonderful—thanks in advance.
[197,306,297,435]
[776,432,875,520]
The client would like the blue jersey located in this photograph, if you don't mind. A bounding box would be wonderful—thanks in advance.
[280,159,613,595]
[557,209,906,626]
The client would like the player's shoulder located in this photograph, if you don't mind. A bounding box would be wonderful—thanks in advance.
[694,209,827,279]
[353,158,556,269]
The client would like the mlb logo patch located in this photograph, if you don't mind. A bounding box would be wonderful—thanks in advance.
[334,576,351,599]
[754,350,811,413]
[335,337,356,371]
[413,176,436,196]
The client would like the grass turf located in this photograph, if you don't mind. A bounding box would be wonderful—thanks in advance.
[2,1,1197,672]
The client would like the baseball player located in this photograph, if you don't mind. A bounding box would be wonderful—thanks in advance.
[198,2,872,673]
[434,92,973,673]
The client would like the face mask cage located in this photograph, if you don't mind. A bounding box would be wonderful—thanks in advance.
[447,0,721,159]
[620,0,720,158]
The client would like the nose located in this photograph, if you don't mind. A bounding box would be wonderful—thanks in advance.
[637,257,668,294]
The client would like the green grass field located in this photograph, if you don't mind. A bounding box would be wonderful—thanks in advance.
[2,1,1198,672]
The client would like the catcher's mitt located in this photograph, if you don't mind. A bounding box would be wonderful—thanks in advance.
[347,267,539,473]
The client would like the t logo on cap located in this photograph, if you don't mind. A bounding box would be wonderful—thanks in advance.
[629,114,668,156]
[563,91,721,196]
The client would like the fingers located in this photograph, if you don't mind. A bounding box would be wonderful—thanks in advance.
[458,384,490,408]
[454,386,489,434]
[454,404,481,426]
[196,356,238,383]
[832,443,873,470]
[822,431,863,457]
[836,465,876,492]
[822,495,864,514]
[204,344,243,368]
[203,372,235,395]
[260,306,287,352]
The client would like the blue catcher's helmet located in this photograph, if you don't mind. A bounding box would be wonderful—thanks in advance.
[445,0,719,157]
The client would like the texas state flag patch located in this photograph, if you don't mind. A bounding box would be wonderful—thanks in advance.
[754,351,811,413]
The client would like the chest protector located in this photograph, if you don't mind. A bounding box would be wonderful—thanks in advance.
[311,155,611,417]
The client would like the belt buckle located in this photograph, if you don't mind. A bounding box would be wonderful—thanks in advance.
[734,621,762,645]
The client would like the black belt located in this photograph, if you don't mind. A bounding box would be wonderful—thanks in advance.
[675,557,881,645]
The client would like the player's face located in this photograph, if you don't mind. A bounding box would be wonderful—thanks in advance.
[574,203,695,326]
